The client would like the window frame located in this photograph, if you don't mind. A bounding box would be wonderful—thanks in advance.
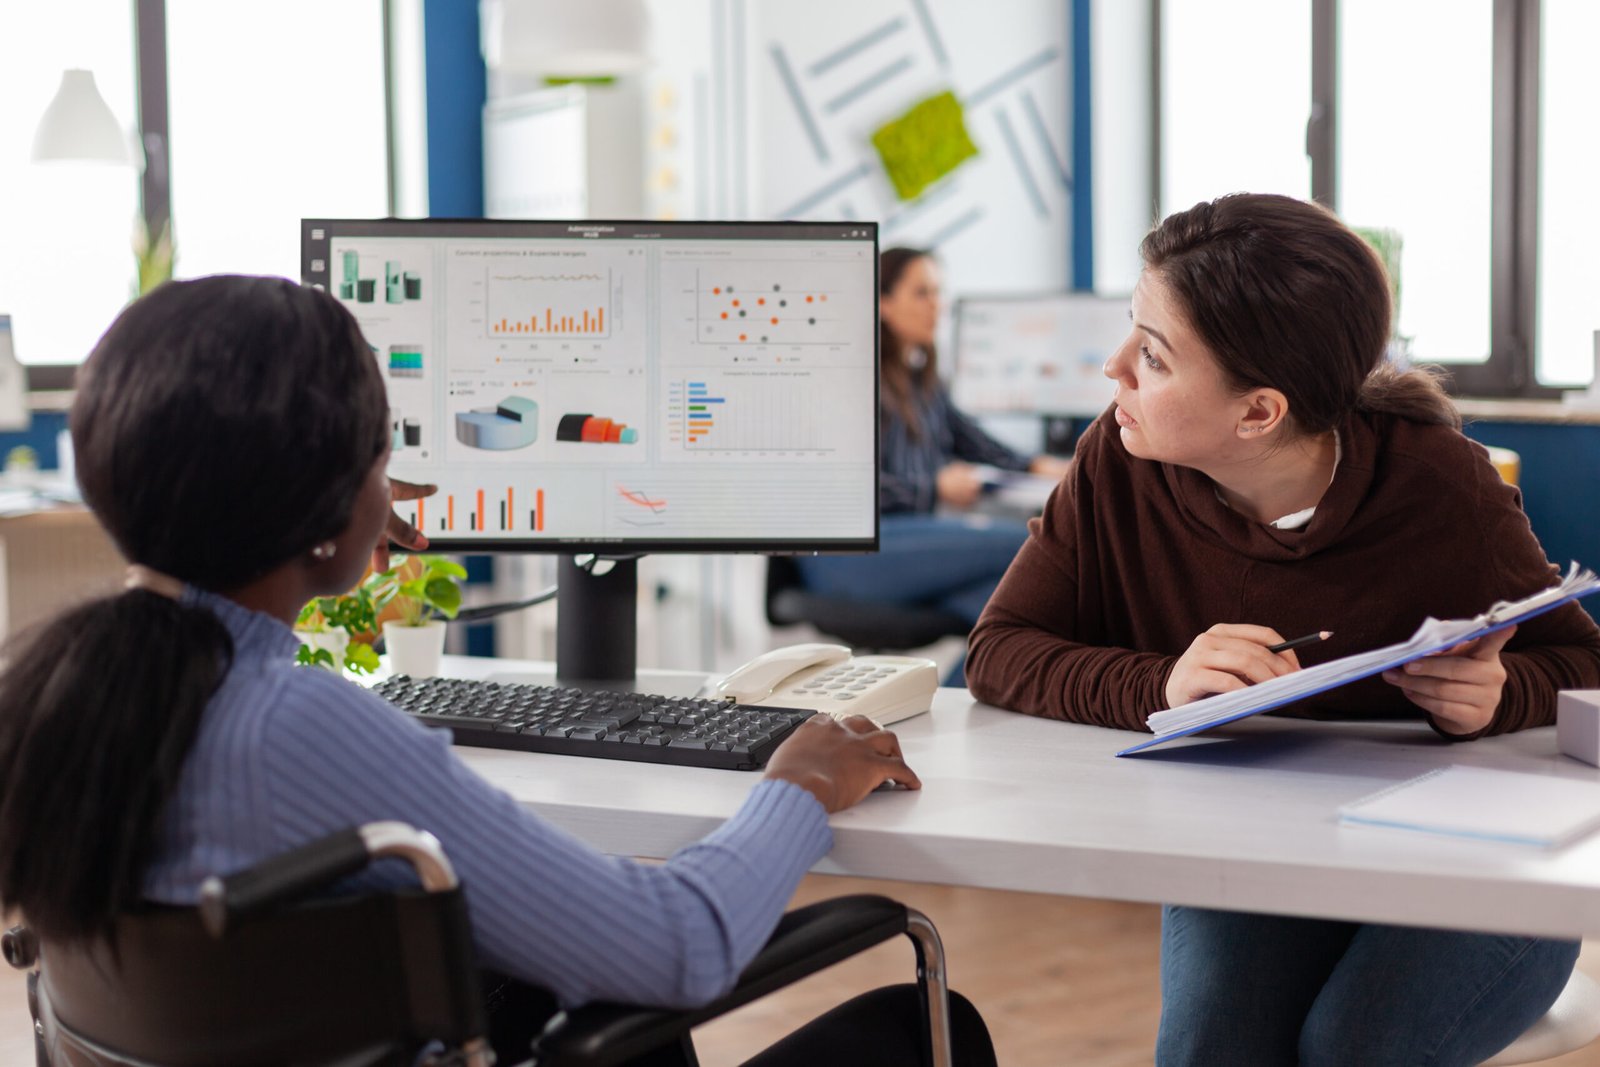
[26,0,397,392]
[1154,0,1559,399]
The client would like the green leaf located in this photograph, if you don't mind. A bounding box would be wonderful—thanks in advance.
[295,645,336,670]
[343,642,381,673]
[424,577,461,618]
[430,559,469,580]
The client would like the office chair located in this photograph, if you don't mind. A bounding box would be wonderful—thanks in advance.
[6,822,956,1067]
[766,555,970,652]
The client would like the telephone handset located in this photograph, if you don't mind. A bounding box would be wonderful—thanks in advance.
[710,643,938,727]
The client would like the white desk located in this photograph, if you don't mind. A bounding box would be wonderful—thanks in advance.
[439,656,1600,940]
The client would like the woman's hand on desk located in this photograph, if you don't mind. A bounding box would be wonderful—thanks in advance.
[1164,624,1303,708]
[373,478,438,572]
[764,714,921,812]
[936,462,985,509]
[1381,624,1514,736]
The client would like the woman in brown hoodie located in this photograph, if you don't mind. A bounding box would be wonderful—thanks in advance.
[966,193,1600,1066]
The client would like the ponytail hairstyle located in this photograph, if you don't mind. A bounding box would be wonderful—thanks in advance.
[1140,193,1459,433]
[879,246,939,440]
[0,275,388,944]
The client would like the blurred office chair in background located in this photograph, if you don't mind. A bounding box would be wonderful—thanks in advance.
[765,556,970,654]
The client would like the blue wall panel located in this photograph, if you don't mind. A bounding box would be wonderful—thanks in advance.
[423,2,487,219]
[1462,421,1600,622]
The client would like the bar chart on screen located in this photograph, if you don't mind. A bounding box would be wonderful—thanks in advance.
[484,267,615,338]
[663,373,867,456]
[398,485,549,536]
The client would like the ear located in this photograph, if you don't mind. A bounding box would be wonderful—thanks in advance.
[1236,388,1290,439]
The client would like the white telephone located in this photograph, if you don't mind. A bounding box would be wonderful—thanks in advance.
[710,643,939,727]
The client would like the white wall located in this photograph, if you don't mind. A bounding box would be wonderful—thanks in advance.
[645,0,1074,296]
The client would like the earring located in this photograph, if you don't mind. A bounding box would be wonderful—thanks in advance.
[310,542,337,561]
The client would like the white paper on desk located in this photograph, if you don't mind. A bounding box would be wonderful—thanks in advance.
[1120,564,1600,755]
[1339,766,1600,848]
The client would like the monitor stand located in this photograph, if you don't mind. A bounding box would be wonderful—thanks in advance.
[486,556,710,698]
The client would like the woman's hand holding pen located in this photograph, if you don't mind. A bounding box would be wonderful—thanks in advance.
[1381,624,1515,736]
[1163,624,1313,708]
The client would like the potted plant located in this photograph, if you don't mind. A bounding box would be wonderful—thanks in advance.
[293,588,382,674]
[365,554,466,677]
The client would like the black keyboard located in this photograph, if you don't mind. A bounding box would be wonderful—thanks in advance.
[373,676,815,771]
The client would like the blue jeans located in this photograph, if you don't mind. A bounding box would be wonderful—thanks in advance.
[793,513,1029,684]
[1157,905,1579,1066]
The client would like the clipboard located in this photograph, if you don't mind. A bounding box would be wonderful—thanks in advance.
[1116,564,1600,757]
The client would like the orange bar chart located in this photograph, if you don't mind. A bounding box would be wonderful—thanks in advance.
[489,305,608,337]
[426,487,548,534]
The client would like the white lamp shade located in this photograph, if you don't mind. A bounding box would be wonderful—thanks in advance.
[482,0,650,76]
[32,69,130,165]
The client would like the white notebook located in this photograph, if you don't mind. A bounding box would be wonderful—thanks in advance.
[1338,766,1600,848]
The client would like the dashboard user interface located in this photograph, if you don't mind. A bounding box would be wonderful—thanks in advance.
[301,220,879,552]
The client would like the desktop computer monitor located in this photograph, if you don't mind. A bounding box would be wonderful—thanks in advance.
[301,218,880,682]
[950,292,1130,418]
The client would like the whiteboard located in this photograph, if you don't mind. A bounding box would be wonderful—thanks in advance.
[950,292,1129,416]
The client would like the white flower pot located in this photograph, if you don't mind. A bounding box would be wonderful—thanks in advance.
[384,619,447,678]
[295,629,349,672]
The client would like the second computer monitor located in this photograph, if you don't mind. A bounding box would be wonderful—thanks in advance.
[301,219,880,554]
[951,292,1130,417]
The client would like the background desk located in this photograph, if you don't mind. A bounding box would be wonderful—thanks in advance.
[442,656,1600,940]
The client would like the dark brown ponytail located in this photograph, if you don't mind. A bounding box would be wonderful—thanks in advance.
[0,276,389,943]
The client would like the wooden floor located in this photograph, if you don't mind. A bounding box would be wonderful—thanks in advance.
[2,876,1598,1066]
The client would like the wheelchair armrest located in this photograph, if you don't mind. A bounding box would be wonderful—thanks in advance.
[530,894,910,1067]
[199,822,457,937]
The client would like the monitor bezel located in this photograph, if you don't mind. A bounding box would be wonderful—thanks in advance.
[302,217,881,555]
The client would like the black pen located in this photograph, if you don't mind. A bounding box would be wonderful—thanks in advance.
[1267,630,1333,654]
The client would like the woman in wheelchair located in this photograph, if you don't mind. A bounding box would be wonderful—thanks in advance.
[0,276,995,1066]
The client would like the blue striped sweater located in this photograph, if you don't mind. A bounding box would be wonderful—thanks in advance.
[143,589,833,1009]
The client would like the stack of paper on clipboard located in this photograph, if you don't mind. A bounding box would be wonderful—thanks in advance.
[1117,564,1600,757]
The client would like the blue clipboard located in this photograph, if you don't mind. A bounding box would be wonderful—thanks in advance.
[1116,565,1600,757]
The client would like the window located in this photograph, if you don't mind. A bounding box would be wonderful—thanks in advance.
[165,0,388,281]
[1536,0,1599,386]
[1159,0,1312,215]
[0,2,139,365]
[1338,0,1494,367]
[1158,0,1574,395]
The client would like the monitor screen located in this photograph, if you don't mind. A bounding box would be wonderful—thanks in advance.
[301,219,879,554]
[950,292,1130,417]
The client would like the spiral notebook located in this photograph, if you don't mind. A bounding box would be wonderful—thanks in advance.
[1338,766,1600,848]
[1117,563,1600,757]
